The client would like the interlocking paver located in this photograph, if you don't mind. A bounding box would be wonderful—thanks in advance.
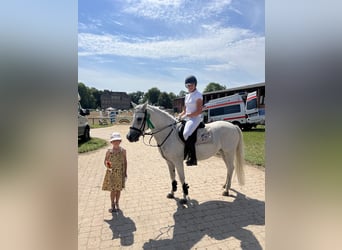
[79,125,265,249]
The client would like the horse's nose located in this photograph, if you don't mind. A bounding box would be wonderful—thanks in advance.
[126,133,136,142]
[126,133,132,141]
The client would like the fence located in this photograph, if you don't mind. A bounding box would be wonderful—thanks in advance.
[87,116,132,126]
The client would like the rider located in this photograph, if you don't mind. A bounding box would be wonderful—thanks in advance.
[178,75,203,166]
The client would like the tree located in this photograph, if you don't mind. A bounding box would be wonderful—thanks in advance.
[203,82,226,93]
[177,90,187,97]
[168,92,176,101]
[143,87,161,105]
[129,91,145,105]
[78,82,96,108]
[90,87,103,109]
[158,92,173,109]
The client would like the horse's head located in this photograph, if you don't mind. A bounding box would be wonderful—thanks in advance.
[126,102,148,142]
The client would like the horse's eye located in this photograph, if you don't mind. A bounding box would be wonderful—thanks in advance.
[137,117,142,122]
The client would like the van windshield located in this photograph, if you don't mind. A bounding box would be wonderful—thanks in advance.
[247,99,257,110]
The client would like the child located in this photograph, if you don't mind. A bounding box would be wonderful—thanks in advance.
[102,132,127,213]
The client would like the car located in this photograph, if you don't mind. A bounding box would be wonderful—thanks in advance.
[78,94,91,141]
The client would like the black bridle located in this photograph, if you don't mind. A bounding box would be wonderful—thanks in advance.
[129,110,179,147]
[128,110,147,137]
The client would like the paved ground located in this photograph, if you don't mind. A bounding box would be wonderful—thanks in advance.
[78,125,265,250]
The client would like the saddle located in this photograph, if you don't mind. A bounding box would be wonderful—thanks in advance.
[177,120,205,143]
[178,120,206,166]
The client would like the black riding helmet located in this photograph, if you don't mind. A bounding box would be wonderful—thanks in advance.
[185,75,197,86]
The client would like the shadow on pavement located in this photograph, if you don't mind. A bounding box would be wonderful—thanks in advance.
[104,210,137,246]
[143,189,265,249]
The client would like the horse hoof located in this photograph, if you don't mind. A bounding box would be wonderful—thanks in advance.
[222,191,229,196]
[167,193,174,199]
[180,199,187,204]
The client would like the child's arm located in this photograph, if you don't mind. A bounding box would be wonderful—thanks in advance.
[104,150,110,167]
[123,149,127,177]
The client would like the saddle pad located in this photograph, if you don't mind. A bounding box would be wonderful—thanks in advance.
[196,128,213,144]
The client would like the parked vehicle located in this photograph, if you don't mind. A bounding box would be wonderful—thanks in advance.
[202,91,265,130]
[78,93,90,141]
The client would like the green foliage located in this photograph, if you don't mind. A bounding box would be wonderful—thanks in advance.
[158,92,173,109]
[78,137,108,153]
[141,88,177,108]
[242,125,265,166]
[79,81,230,110]
[203,82,226,93]
[143,87,161,105]
[90,87,103,108]
[78,82,103,109]
[129,91,145,104]
[79,82,179,110]
[178,90,187,97]
[168,92,176,101]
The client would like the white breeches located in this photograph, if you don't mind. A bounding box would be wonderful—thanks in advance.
[183,117,201,140]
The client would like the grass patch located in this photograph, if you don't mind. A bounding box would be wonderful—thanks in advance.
[242,125,265,167]
[78,137,108,153]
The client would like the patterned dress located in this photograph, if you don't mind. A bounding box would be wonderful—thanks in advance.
[102,147,126,191]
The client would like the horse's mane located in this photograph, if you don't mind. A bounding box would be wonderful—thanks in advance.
[147,104,176,122]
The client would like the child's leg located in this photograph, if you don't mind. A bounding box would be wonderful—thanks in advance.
[108,191,116,212]
[110,191,116,207]
[115,191,121,209]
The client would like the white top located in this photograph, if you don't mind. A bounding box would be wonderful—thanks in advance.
[185,89,203,115]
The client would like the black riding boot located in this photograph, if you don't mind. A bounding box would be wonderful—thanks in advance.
[185,138,197,166]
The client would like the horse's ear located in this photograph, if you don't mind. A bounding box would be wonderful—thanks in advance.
[142,101,148,110]
[131,102,137,108]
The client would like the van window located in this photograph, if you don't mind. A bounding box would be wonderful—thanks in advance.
[209,104,241,117]
[247,99,257,109]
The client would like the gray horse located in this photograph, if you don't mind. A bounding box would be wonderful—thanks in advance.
[126,103,245,204]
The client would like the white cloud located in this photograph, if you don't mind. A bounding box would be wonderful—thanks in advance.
[122,0,233,23]
[204,63,236,72]
[78,1,264,93]
[78,27,263,63]
[78,18,103,31]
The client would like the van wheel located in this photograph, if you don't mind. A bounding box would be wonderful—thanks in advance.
[232,121,241,129]
[82,127,90,142]
[243,124,253,131]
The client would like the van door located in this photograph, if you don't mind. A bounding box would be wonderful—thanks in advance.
[246,91,263,124]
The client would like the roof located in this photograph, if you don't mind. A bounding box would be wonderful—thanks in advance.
[203,82,265,95]
[174,82,265,101]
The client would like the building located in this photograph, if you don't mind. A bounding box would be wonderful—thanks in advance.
[100,90,131,110]
[173,82,265,113]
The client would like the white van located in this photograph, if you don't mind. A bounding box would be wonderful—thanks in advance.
[203,91,265,130]
[78,93,90,141]
[245,91,265,125]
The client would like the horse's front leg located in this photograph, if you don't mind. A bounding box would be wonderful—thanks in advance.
[175,162,189,204]
[166,160,177,199]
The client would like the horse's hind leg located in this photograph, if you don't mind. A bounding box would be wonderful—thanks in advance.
[222,151,235,196]
[166,160,177,199]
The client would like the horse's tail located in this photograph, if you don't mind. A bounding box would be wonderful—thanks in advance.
[235,126,245,186]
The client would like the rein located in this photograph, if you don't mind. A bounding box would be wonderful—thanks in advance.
[130,110,179,148]
[144,122,177,147]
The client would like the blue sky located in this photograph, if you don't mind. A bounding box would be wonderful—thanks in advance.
[78,0,265,95]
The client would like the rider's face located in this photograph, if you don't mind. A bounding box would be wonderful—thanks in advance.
[185,83,196,92]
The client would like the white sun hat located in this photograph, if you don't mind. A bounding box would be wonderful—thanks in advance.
[109,132,122,142]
